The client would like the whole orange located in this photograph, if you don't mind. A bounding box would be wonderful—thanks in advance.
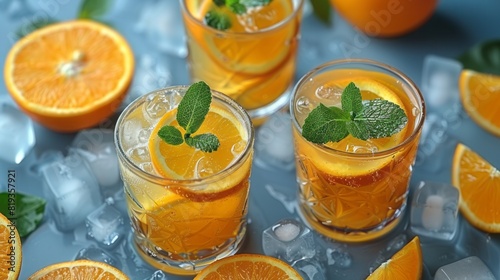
[331,0,438,37]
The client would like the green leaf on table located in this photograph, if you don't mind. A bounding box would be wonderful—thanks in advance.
[15,18,57,39]
[309,0,332,25]
[185,133,220,152]
[78,0,113,20]
[458,39,500,75]
[0,192,46,238]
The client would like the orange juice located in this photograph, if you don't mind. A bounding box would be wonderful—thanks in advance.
[115,86,254,274]
[291,60,425,242]
[180,0,304,119]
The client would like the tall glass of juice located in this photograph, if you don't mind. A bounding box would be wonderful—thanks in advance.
[291,59,425,242]
[115,84,254,274]
[180,0,304,122]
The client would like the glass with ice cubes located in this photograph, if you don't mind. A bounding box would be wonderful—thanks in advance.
[115,86,254,275]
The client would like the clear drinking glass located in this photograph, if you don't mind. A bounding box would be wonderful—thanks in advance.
[180,0,304,122]
[115,86,254,274]
[290,59,425,242]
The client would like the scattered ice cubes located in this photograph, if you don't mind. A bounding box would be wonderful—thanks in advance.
[411,181,459,241]
[255,111,295,170]
[421,55,462,110]
[86,203,124,248]
[42,153,103,231]
[71,129,120,194]
[292,258,326,280]
[28,150,64,175]
[75,246,121,269]
[134,0,187,57]
[326,247,352,268]
[434,256,496,280]
[0,103,36,164]
[143,270,168,280]
[262,218,316,263]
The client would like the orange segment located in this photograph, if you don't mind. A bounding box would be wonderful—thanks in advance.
[0,213,22,280]
[452,143,500,232]
[194,254,303,280]
[459,70,500,136]
[28,260,129,280]
[367,236,422,280]
[4,20,134,132]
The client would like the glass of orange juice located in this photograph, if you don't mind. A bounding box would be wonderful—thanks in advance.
[290,59,425,242]
[115,84,254,274]
[180,0,304,121]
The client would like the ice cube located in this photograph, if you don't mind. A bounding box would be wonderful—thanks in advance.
[86,203,124,248]
[292,258,326,280]
[326,247,352,268]
[71,129,120,192]
[411,181,459,241]
[262,218,316,262]
[42,153,103,231]
[421,55,462,110]
[255,111,295,170]
[434,256,495,280]
[75,246,121,269]
[134,0,187,57]
[415,113,458,172]
[28,150,64,175]
[0,103,36,164]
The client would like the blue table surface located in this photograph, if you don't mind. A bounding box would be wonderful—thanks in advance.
[1,0,500,279]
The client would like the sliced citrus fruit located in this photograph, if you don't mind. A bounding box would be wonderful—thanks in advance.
[28,260,129,280]
[148,102,252,200]
[459,70,500,137]
[452,143,500,232]
[367,236,422,280]
[4,20,134,132]
[0,212,22,280]
[194,254,303,279]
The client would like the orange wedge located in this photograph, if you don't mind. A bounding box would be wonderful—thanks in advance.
[0,213,22,280]
[4,20,134,132]
[459,70,500,137]
[194,254,303,280]
[28,260,129,280]
[452,143,500,232]
[148,102,252,201]
[367,236,422,280]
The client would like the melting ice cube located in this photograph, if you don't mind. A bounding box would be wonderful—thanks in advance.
[86,203,124,248]
[434,256,496,280]
[0,103,35,164]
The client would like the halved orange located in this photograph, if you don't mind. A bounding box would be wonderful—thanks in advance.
[4,20,134,132]
[0,212,22,280]
[452,143,500,232]
[194,254,303,279]
[459,70,500,137]
[366,236,422,279]
[28,260,129,280]
[148,102,252,201]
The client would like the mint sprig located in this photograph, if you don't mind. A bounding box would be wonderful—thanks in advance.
[205,0,273,30]
[301,82,408,144]
[157,81,220,152]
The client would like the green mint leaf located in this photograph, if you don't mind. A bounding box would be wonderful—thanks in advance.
[346,120,370,140]
[458,39,500,75]
[341,82,363,117]
[354,99,408,139]
[177,81,212,134]
[158,125,184,145]
[78,0,113,19]
[229,2,247,14]
[213,0,226,6]
[205,9,232,30]
[0,192,46,238]
[309,0,332,25]
[302,104,350,144]
[15,18,57,39]
[185,133,220,152]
